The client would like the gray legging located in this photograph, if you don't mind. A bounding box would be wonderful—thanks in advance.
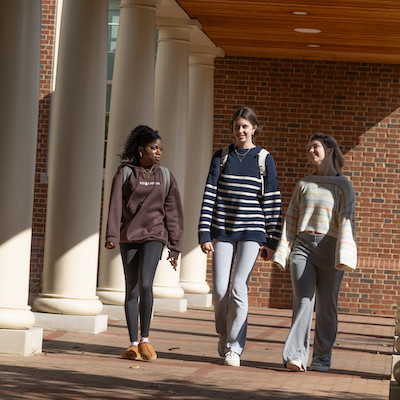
[212,240,260,355]
[120,241,163,342]
[282,232,344,370]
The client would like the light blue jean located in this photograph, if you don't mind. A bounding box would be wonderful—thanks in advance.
[282,232,344,370]
[212,240,260,355]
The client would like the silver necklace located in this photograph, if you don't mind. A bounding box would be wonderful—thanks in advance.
[234,147,251,163]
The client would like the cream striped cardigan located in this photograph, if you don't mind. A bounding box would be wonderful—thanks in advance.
[272,174,357,272]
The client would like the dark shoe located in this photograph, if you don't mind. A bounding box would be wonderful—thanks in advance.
[121,345,141,360]
[309,363,330,372]
[138,342,157,360]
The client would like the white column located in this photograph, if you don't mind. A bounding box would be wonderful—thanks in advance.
[0,1,40,330]
[180,49,220,306]
[152,20,195,305]
[97,0,157,305]
[33,0,108,316]
[154,20,195,189]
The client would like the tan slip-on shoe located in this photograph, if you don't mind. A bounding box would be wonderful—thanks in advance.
[121,345,141,360]
[138,342,157,361]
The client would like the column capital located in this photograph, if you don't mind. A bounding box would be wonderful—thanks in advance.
[120,0,157,10]
[156,17,201,31]
[190,45,225,60]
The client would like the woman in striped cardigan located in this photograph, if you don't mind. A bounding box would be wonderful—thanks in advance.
[198,107,282,367]
[273,133,357,373]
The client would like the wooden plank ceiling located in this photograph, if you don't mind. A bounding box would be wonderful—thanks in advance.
[176,0,400,64]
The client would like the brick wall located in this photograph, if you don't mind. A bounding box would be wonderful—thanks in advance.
[209,56,400,316]
[30,0,57,301]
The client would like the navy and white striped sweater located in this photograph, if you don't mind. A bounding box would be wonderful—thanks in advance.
[198,144,282,250]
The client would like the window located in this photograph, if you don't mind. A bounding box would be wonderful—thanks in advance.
[105,0,120,166]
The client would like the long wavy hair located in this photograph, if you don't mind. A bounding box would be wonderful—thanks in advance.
[309,132,345,174]
[119,125,161,162]
[230,106,261,136]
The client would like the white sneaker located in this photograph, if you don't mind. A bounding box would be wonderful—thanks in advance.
[286,359,304,372]
[218,334,227,357]
[224,350,240,367]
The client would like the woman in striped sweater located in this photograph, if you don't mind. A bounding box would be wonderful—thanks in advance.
[198,107,282,367]
[273,133,357,373]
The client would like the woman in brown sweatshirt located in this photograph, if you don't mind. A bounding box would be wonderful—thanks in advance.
[105,125,183,361]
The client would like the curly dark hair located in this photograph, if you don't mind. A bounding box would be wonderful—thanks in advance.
[119,125,162,162]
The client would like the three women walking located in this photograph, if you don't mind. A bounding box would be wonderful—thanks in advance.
[104,115,356,374]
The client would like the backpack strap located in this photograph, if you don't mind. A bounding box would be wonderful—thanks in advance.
[220,145,230,173]
[159,165,171,196]
[257,148,269,195]
[122,165,132,184]
[257,148,269,176]
[122,164,171,196]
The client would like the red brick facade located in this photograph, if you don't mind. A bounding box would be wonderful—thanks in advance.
[209,57,400,316]
[31,4,400,316]
[30,0,57,300]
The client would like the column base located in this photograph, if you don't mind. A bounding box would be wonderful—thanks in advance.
[180,280,210,294]
[33,294,103,316]
[392,354,400,381]
[0,327,43,356]
[0,305,35,329]
[102,304,126,321]
[103,301,187,316]
[96,288,125,306]
[389,380,400,400]
[184,293,212,308]
[154,298,187,313]
[33,312,108,334]
[153,285,185,299]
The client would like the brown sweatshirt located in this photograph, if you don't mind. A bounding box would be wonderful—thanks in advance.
[105,162,184,259]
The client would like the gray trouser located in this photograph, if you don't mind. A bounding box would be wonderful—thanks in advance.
[212,240,260,355]
[282,232,344,370]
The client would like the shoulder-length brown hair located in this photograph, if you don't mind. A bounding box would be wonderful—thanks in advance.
[309,132,345,174]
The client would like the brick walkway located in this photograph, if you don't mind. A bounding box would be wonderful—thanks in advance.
[0,307,394,399]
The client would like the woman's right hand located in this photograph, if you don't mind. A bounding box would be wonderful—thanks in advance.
[260,246,275,261]
[105,241,115,249]
[200,242,214,254]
